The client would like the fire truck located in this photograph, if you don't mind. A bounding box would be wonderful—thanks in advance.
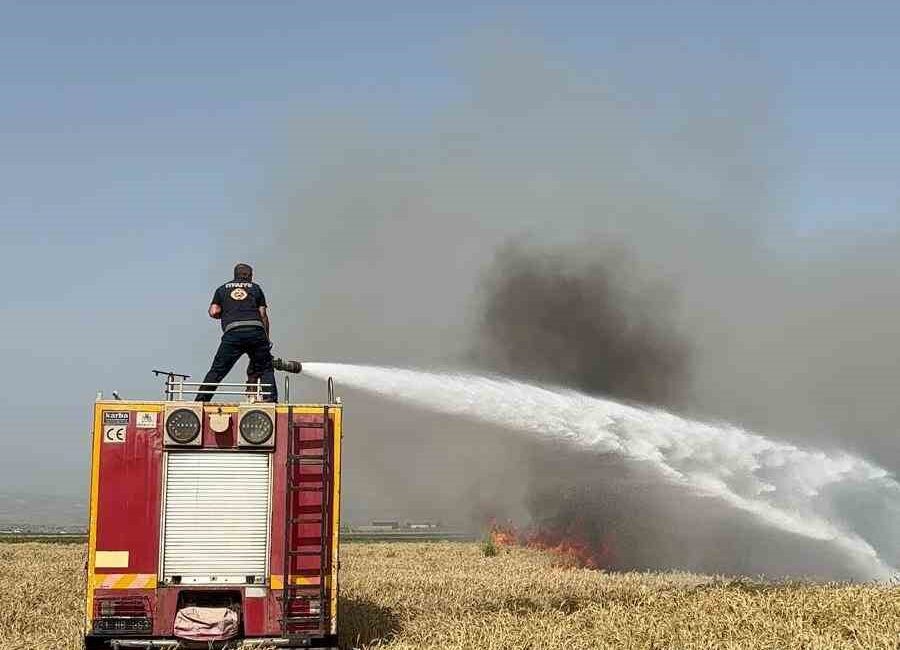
[84,366,342,649]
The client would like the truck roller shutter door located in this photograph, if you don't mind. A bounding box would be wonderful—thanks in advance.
[162,452,271,584]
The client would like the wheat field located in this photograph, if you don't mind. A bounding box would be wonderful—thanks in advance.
[1,541,898,650]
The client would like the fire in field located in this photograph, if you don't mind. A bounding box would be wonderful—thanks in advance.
[3,541,900,650]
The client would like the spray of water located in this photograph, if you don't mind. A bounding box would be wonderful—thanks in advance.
[304,362,900,580]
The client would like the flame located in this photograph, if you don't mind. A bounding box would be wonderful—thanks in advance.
[488,519,614,569]
[523,529,611,569]
[489,520,519,547]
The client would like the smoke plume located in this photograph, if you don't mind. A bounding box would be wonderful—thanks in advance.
[474,241,690,407]
[259,33,900,578]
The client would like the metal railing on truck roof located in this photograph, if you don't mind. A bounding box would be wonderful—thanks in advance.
[149,360,321,403]
[152,370,274,401]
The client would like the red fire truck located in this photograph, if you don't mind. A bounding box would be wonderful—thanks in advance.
[84,369,342,649]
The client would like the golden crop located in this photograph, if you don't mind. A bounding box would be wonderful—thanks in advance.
[1,542,898,650]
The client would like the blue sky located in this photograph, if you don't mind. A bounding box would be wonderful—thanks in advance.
[2,0,899,496]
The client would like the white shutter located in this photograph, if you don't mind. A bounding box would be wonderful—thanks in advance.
[161,451,271,584]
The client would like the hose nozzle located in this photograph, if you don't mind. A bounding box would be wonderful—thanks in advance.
[273,358,303,374]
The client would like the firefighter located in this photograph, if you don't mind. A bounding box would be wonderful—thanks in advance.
[195,263,278,402]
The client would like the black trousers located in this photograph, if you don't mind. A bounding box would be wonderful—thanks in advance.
[196,326,278,402]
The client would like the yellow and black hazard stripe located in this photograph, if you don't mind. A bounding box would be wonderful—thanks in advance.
[270,574,328,589]
[93,574,157,589]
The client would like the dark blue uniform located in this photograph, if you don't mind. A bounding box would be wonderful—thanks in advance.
[196,281,278,402]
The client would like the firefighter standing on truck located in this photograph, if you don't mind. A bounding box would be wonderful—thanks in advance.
[196,263,278,402]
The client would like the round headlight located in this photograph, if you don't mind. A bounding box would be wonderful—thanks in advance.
[166,408,201,444]
[240,410,273,445]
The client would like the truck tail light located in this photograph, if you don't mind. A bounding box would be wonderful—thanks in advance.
[284,596,321,616]
[93,596,152,635]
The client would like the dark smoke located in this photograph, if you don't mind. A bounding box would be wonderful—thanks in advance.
[474,241,690,407]
[472,242,696,573]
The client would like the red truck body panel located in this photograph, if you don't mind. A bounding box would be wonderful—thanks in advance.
[85,401,342,646]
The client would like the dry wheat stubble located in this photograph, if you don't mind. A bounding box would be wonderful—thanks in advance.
[0,542,897,649]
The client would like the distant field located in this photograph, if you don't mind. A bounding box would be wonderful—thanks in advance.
[1,542,899,649]
[0,531,473,545]
[0,534,85,544]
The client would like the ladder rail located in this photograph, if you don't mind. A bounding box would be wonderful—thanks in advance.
[319,405,331,633]
[281,405,332,638]
[280,405,294,633]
